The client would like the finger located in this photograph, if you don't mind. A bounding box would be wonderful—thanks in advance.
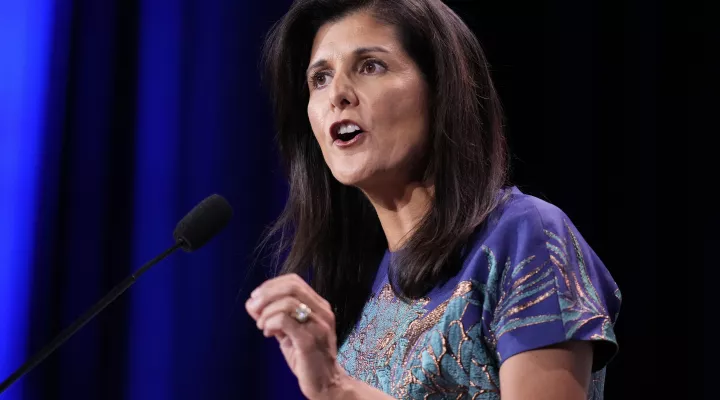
[262,313,322,352]
[263,311,333,346]
[245,296,262,320]
[248,274,332,322]
[256,296,301,330]
[252,273,326,307]
[245,274,308,320]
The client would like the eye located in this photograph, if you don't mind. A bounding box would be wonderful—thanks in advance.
[360,59,387,75]
[310,71,332,89]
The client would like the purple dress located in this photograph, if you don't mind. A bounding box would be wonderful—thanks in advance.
[337,187,621,399]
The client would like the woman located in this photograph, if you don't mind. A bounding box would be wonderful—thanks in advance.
[245,0,621,399]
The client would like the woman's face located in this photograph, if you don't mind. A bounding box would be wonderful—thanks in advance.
[307,10,430,190]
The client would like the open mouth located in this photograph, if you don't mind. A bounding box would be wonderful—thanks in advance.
[330,120,365,143]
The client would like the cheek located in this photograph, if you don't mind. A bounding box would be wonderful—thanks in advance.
[373,81,429,140]
[307,99,326,142]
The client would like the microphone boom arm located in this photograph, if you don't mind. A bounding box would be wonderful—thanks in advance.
[0,241,183,394]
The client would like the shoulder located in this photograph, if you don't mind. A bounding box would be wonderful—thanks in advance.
[491,187,572,236]
[448,187,573,288]
[467,187,578,263]
[463,186,612,289]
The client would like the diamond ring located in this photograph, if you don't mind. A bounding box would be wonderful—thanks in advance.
[293,302,312,324]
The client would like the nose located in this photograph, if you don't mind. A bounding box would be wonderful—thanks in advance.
[329,73,358,110]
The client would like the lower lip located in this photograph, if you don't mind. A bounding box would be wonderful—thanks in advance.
[333,132,365,148]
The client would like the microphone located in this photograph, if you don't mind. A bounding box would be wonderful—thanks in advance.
[0,194,233,394]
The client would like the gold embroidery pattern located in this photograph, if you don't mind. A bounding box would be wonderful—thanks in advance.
[481,246,561,355]
[338,279,501,399]
[549,221,619,341]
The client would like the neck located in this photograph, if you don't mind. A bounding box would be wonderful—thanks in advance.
[361,181,434,252]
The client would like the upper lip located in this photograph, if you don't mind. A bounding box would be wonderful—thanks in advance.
[329,119,365,141]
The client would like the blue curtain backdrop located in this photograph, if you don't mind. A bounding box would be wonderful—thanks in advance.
[0,0,300,399]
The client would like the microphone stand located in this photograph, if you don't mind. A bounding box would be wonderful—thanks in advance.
[0,242,183,394]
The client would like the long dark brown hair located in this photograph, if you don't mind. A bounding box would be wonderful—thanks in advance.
[260,0,508,341]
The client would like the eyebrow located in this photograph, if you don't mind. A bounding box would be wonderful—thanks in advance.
[306,46,390,77]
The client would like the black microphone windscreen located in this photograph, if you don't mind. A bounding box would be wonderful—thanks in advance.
[173,194,233,252]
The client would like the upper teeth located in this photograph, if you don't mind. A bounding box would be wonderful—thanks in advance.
[338,123,361,135]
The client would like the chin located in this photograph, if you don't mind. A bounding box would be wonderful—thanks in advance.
[329,166,373,187]
[331,172,366,187]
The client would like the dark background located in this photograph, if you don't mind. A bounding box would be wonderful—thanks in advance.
[0,0,710,399]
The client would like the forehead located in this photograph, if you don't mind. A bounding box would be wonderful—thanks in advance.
[309,11,400,61]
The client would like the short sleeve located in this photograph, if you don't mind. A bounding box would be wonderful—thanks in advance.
[482,199,621,372]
